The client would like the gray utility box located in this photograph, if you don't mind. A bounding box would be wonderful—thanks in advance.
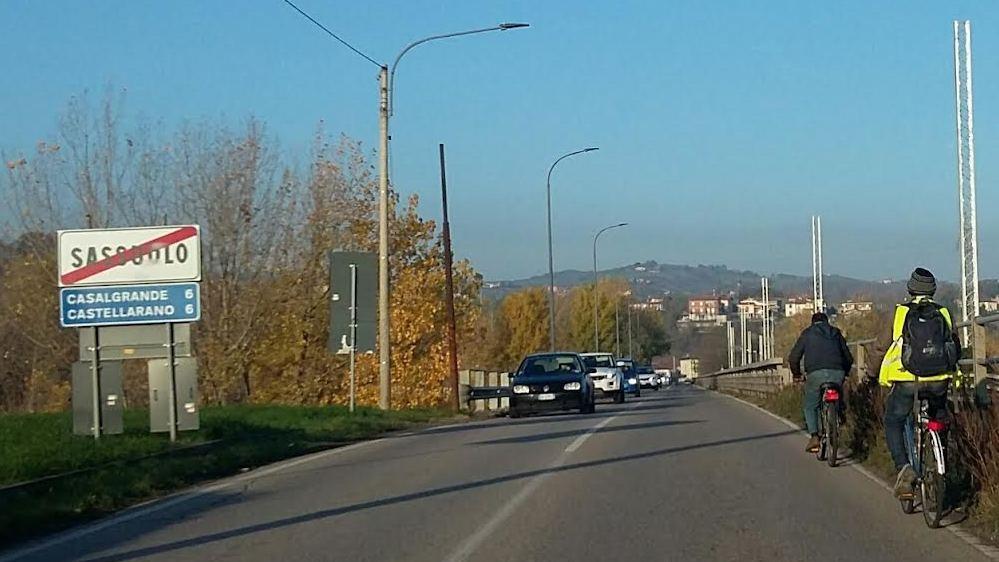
[148,357,200,433]
[79,324,192,361]
[72,361,124,435]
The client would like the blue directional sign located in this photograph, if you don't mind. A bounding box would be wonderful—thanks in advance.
[60,283,200,327]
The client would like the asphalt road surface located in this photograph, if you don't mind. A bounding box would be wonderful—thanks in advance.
[5,385,994,562]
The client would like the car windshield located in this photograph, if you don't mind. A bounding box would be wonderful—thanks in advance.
[582,355,613,368]
[638,367,654,374]
[518,355,582,376]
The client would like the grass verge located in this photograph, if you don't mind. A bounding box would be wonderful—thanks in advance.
[0,404,455,549]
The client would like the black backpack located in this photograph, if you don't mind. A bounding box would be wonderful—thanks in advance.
[900,301,959,377]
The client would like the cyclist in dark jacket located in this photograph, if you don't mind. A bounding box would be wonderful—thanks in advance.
[788,312,854,452]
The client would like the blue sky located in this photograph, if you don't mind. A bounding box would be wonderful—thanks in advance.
[3,1,999,282]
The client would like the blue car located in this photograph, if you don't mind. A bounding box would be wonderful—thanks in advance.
[617,358,641,397]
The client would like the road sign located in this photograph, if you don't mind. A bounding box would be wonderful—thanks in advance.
[58,225,201,287]
[60,283,201,327]
[78,323,192,360]
[328,251,377,354]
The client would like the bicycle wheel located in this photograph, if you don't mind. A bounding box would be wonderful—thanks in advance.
[816,406,828,462]
[826,402,839,468]
[920,428,946,528]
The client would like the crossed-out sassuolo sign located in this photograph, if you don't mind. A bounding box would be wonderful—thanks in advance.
[58,225,201,287]
[57,225,202,328]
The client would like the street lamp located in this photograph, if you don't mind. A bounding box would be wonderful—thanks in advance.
[376,22,528,408]
[546,147,599,351]
[284,3,528,407]
[592,223,627,352]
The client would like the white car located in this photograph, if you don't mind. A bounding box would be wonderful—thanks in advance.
[580,352,625,404]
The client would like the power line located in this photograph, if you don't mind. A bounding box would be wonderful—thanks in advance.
[282,0,382,68]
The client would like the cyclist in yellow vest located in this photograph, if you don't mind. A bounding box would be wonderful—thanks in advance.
[879,268,960,498]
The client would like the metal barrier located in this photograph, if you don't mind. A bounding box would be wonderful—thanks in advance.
[694,359,791,398]
[955,313,999,404]
[458,369,510,414]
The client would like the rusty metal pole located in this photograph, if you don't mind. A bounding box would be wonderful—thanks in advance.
[439,144,460,410]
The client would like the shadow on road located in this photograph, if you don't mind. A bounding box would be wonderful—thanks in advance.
[408,394,694,437]
[470,419,703,446]
[82,428,797,562]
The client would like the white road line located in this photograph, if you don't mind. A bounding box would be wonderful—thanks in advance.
[565,415,615,453]
[710,389,999,561]
[445,402,637,562]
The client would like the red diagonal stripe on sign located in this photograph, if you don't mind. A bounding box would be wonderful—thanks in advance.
[61,226,198,285]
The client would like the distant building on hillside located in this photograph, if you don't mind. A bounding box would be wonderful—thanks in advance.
[839,300,874,315]
[981,297,999,314]
[784,296,815,317]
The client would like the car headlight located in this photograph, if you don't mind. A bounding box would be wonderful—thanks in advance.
[563,382,581,391]
[513,385,530,394]
[628,378,638,385]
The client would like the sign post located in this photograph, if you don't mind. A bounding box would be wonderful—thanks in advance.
[329,251,377,412]
[90,327,101,439]
[349,263,358,413]
[58,225,202,441]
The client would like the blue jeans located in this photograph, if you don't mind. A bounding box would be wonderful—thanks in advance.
[884,381,950,470]
[803,369,845,435]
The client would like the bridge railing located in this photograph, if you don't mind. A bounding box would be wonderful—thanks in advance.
[694,358,790,398]
[954,313,999,403]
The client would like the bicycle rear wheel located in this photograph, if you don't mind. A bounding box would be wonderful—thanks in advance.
[816,407,828,462]
[825,402,839,468]
[920,429,946,528]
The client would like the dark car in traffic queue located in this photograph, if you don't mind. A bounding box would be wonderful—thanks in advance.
[617,358,641,397]
[509,352,597,418]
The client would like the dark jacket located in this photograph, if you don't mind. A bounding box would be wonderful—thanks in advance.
[788,321,854,377]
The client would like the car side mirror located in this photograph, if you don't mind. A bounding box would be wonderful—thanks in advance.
[587,367,597,374]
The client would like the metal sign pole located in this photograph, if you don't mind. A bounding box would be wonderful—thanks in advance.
[166,322,178,442]
[349,263,358,413]
[90,326,102,440]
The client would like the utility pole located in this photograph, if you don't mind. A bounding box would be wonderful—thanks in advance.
[439,144,460,411]
[627,302,633,358]
[615,301,621,357]
[378,66,391,410]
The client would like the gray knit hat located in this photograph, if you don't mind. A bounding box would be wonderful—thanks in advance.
[907,267,937,296]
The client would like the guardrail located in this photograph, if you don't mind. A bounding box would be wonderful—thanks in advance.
[693,358,790,398]
[954,313,999,403]
[696,313,998,405]
[458,369,510,414]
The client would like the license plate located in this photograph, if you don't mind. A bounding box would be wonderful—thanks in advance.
[537,393,556,401]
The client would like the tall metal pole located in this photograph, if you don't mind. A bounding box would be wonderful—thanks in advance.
[439,144,460,411]
[546,147,599,351]
[954,20,981,344]
[615,302,621,357]
[592,223,627,352]
[817,216,824,313]
[377,66,391,410]
[627,302,633,357]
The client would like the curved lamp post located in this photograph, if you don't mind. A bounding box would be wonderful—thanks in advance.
[546,147,599,351]
[593,223,628,351]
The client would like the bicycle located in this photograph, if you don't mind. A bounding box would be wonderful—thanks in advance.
[898,386,950,528]
[815,382,842,468]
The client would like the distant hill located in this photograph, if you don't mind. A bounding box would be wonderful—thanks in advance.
[484,260,993,307]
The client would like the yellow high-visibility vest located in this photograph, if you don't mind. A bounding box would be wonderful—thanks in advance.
[878,297,956,386]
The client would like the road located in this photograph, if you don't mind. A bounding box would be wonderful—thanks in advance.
[6,385,994,562]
